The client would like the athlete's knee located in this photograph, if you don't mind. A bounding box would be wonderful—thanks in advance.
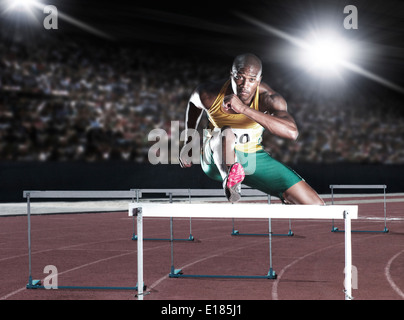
[221,126,236,145]
[221,126,235,139]
[211,126,235,150]
[307,196,325,205]
[283,181,324,205]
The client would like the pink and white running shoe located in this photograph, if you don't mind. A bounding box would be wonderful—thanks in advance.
[223,162,245,203]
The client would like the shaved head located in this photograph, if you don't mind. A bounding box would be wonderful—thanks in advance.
[232,53,262,78]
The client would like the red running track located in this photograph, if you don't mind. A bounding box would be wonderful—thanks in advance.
[1,195,403,301]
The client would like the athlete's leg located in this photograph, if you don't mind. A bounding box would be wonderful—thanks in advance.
[209,126,237,179]
[282,181,324,205]
[240,150,323,205]
[209,126,245,202]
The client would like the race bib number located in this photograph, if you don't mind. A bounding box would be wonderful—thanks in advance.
[231,128,254,145]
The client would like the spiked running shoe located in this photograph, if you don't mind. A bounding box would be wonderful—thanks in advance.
[223,162,245,203]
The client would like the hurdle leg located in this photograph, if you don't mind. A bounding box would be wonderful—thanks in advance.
[26,193,41,289]
[188,217,194,240]
[27,192,32,287]
[132,189,139,240]
[331,186,339,232]
[168,195,183,277]
[136,208,144,300]
[231,218,239,235]
[169,216,183,277]
[344,210,353,300]
[188,189,194,240]
[27,192,33,288]
[267,218,276,279]
[287,219,294,236]
[383,186,389,233]
[170,216,175,274]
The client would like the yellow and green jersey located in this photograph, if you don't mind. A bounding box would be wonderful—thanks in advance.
[205,80,264,153]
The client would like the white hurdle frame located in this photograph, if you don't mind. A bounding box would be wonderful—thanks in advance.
[23,190,139,290]
[330,184,388,233]
[129,203,358,300]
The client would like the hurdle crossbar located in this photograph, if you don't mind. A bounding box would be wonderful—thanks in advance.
[23,190,138,199]
[329,184,388,233]
[24,190,139,291]
[129,203,358,300]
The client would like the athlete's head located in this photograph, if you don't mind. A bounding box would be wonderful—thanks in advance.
[230,53,262,104]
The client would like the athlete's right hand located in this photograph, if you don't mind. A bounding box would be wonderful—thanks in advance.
[179,145,192,168]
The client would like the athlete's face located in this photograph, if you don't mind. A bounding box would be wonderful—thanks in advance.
[230,64,262,104]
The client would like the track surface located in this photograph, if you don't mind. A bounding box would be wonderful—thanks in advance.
[1,195,403,301]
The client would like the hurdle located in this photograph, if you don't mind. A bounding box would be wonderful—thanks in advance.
[129,203,358,300]
[23,190,141,291]
[151,190,276,281]
[165,188,294,237]
[330,185,389,233]
[130,189,195,241]
[229,189,294,237]
[131,187,294,240]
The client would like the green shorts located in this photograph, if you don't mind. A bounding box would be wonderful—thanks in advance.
[201,145,303,200]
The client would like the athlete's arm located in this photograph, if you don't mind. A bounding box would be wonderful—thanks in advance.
[185,91,205,143]
[257,87,299,141]
[224,84,298,141]
[179,88,205,168]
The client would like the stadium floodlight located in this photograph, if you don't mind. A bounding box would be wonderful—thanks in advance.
[236,12,404,94]
[5,0,39,11]
[298,31,353,76]
[1,0,42,17]
[0,0,42,25]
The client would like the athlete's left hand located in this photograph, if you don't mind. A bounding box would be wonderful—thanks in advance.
[223,94,247,114]
[179,144,192,168]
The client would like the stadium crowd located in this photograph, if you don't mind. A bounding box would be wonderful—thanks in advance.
[1,37,404,164]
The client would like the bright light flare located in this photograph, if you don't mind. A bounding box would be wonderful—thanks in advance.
[299,32,353,75]
[1,0,42,24]
[5,0,39,11]
[236,12,404,93]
